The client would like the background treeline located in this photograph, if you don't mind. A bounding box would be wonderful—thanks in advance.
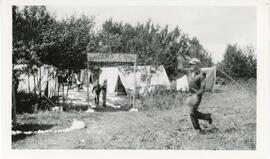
[218,44,256,79]
[13,6,256,81]
[12,6,213,81]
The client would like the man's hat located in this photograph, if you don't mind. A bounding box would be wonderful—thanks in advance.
[189,58,201,65]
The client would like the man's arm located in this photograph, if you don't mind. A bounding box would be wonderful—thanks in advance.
[196,73,206,96]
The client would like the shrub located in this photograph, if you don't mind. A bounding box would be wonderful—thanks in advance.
[15,91,59,113]
[16,91,38,113]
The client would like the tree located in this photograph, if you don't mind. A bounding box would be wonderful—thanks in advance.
[13,6,56,97]
[218,44,256,79]
[97,19,213,80]
[13,6,55,66]
[188,38,213,67]
[243,45,257,78]
[41,14,98,70]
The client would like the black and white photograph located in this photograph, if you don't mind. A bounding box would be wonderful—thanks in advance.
[1,0,270,158]
[9,5,258,150]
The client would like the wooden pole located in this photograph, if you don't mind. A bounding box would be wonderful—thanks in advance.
[57,71,60,103]
[87,62,90,108]
[38,67,42,108]
[39,67,42,97]
[133,55,137,108]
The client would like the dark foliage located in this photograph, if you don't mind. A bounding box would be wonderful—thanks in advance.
[218,44,256,79]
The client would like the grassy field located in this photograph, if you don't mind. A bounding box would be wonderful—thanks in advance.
[12,80,256,150]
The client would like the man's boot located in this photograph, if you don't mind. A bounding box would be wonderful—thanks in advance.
[190,113,201,130]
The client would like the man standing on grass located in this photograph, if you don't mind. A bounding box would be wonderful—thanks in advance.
[101,79,107,107]
[92,80,101,106]
[178,57,212,133]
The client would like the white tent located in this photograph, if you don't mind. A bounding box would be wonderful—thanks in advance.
[99,65,171,96]
[176,66,216,92]
[99,67,127,96]
[15,64,58,98]
[176,75,189,92]
[80,69,92,84]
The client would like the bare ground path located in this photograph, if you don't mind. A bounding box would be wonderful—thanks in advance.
[62,85,128,109]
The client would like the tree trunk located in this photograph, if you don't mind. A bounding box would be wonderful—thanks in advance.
[62,84,65,106]
[38,67,42,109]
[39,67,42,98]
[12,86,17,126]
[56,70,60,104]
[12,69,20,123]
[66,85,69,104]
[27,72,31,93]
[54,71,57,97]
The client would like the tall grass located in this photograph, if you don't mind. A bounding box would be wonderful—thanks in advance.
[137,90,186,111]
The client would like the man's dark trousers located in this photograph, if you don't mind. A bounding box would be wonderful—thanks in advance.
[94,92,100,106]
[188,94,211,130]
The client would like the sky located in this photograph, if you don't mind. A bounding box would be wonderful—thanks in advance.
[46,6,256,63]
